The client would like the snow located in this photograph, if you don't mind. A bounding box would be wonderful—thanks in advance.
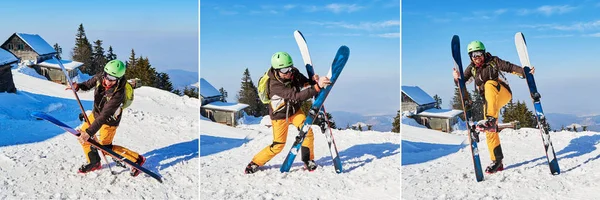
[402,85,436,105]
[418,108,463,118]
[0,68,198,198]
[0,48,18,65]
[402,120,600,199]
[201,116,401,199]
[37,59,83,70]
[15,33,56,55]
[200,78,222,98]
[15,64,47,80]
[202,101,249,112]
[401,116,426,128]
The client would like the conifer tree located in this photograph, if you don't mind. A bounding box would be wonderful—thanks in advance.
[91,40,107,75]
[72,24,93,75]
[219,87,228,102]
[106,46,117,61]
[53,43,62,59]
[237,68,267,117]
[392,110,400,133]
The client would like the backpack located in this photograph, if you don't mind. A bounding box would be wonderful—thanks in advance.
[96,80,134,109]
[257,71,270,104]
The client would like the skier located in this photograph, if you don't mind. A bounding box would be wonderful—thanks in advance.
[66,60,146,176]
[245,52,330,174]
[452,41,534,174]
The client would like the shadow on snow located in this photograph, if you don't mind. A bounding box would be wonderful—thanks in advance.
[0,91,92,147]
[144,138,199,173]
[401,140,463,166]
[200,135,250,157]
[506,134,600,173]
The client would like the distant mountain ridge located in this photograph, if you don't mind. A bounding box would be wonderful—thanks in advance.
[546,113,600,131]
[330,111,394,132]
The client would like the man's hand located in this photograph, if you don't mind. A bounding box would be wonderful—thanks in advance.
[77,130,90,144]
[66,82,79,92]
[530,66,535,75]
[452,68,460,81]
[317,76,331,88]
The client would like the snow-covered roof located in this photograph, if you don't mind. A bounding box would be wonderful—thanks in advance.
[200,78,222,98]
[0,48,18,65]
[202,101,249,112]
[37,59,83,70]
[417,108,463,118]
[15,33,56,55]
[402,85,436,105]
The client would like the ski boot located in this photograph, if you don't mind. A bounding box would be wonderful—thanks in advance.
[130,155,146,177]
[303,160,317,172]
[244,161,259,174]
[476,116,498,132]
[78,162,102,174]
[113,157,126,168]
[485,160,504,174]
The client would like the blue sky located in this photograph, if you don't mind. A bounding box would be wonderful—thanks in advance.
[201,0,400,116]
[0,0,198,73]
[403,0,600,116]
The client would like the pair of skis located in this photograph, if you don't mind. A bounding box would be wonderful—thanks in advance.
[279,30,347,173]
[33,57,163,183]
[452,33,560,182]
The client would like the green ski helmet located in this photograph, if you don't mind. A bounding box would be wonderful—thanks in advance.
[104,60,126,78]
[467,41,486,53]
[271,52,293,69]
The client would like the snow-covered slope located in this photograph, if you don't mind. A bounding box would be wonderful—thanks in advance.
[200,118,400,199]
[402,122,600,199]
[0,69,198,199]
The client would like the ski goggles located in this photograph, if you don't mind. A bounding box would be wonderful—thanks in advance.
[278,67,293,74]
[470,51,484,58]
[104,73,119,81]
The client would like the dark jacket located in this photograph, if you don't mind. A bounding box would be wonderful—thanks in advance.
[78,73,126,136]
[267,67,319,120]
[462,52,524,95]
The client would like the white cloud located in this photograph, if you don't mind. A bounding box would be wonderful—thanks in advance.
[312,20,400,31]
[305,4,364,14]
[372,33,400,38]
[519,5,576,16]
[522,20,600,31]
[586,33,600,37]
[283,4,297,10]
[325,3,363,13]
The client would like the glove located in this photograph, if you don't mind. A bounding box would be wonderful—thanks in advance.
[78,113,85,122]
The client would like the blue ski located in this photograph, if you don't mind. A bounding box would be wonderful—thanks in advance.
[294,30,343,173]
[280,45,349,173]
[451,35,484,182]
[31,112,164,183]
[515,32,560,175]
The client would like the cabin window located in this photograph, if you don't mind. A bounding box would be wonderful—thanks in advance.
[7,43,13,50]
[17,44,24,50]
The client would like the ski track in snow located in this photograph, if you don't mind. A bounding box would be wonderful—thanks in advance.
[0,71,198,199]
[200,120,401,200]
[402,122,600,200]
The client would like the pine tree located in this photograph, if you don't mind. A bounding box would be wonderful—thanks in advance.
[567,127,572,132]
[72,24,93,75]
[561,125,565,131]
[106,46,117,61]
[470,89,484,121]
[301,100,312,116]
[325,112,336,129]
[450,87,471,121]
[346,123,351,130]
[583,126,588,131]
[573,125,578,132]
[358,124,363,131]
[183,86,199,98]
[219,87,228,102]
[172,89,182,96]
[236,68,266,117]
[53,43,62,59]
[367,124,373,130]
[91,40,107,75]
[503,101,536,128]
[433,94,442,109]
[154,72,173,92]
[392,110,400,133]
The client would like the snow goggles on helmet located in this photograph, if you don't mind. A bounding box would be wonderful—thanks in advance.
[104,73,119,81]
[470,50,484,58]
[278,67,293,74]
